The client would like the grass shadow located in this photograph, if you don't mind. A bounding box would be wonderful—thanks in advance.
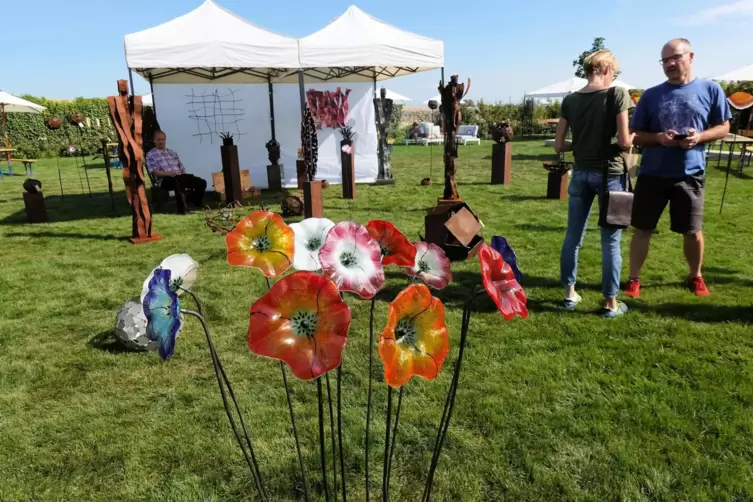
[88,331,143,354]
[3,231,131,242]
[517,223,566,232]
[712,164,753,180]
[0,192,124,224]
[512,153,559,162]
[628,302,753,324]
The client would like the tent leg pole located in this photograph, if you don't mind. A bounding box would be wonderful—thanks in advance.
[128,68,135,98]
[268,76,276,140]
[297,70,306,118]
[148,74,157,121]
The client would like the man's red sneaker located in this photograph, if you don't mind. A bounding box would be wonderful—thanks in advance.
[689,276,710,296]
[624,278,641,298]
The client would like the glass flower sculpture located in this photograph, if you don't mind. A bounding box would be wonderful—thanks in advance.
[290,217,336,272]
[143,268,183,360]
[365,220,417,267]
[318,221,385,299]
[490,235,521,282]
[248,271,352,380]
[478,243,528,320]
[378,284,450,388]
[403,242,453,290]
[141,253,199,302]
[226,211,295,277]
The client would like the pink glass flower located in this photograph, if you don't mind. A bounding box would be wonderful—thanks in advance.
[403,242,452,290]
[318,221,385,299]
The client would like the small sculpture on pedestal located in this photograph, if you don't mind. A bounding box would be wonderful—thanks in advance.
[265,138,283,192]
[300,106,323,218]
[373,88,395,183]
[339,124,356,199]
[491,121,514,185]
[438,75,470,201]
[543,152,573,200]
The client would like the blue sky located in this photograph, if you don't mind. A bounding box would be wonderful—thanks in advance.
[3,0,752,103]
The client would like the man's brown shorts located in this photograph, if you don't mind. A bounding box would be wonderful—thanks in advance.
[631,173,705,234]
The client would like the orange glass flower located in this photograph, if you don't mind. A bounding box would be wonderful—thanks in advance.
[478,243,528,320]
[366,220,417,267]
[378,283,450,388]
[226,211,295,277]
[248,271,351,380]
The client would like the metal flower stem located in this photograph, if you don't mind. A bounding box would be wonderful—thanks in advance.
[326,373,339,502]
[55,156,64,198]
[382,386,393,501]
[365,296,376,502]
[422,290,483,502]
[263,275,310,501]
[337,364,347,502]
[383,386,404,502]
[181,309,268,501]
[317,377,332,501]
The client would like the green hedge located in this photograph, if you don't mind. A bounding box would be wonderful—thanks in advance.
[5,95,117,159]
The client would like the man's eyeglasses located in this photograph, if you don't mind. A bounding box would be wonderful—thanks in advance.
[660,53,688,65]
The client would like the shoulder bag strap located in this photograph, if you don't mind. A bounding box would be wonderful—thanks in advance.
[601,87,617,192]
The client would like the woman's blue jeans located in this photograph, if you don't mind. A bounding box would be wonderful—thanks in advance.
[560,168,626,299]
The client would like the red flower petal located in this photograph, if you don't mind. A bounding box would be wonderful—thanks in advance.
[248,272,351,380]
[366,220,418,268]
[478,243,528,320]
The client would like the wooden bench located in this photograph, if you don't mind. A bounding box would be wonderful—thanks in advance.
[11,159,37,176]
[212,170,252,201]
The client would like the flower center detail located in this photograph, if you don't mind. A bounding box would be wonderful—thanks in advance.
[380,245,391,256]
[418,260,430,273]
[395,319,418,346]
[306,237,322,251]
[170,276,184,292]
[254,235,271,252]
[291,311,318,338]
[340,251,358,268]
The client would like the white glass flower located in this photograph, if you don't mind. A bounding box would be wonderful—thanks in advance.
[141,254,199,302]
[289,218,336,271]
[403,242,452,290]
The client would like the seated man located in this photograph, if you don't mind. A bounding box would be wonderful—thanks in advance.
[146,130,206,213]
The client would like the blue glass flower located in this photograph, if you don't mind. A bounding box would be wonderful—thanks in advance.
[490,235,521,282]
[143,267,182,360]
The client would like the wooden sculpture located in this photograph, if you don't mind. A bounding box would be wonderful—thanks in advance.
[438,76,470,201]
[107,80,160,243]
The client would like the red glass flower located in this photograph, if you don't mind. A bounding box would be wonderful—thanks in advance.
[248,271,351,380]
[378,284,450,388]
[478,243,528,320]
[226,211,295,277]
[366,220,417,267]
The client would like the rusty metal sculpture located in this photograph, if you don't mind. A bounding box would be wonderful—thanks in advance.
[374,88,395,183]
[491,122,514,185]
[107,80,160,244]
[491,122,514,144]
[438,75,471,201]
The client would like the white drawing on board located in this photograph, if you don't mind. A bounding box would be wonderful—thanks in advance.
[186,88,247,144]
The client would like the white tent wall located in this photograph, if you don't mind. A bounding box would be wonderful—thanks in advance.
[150,82,377,188]
[274,82,377,187]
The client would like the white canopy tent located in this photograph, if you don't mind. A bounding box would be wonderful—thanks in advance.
[525,77,637,100]
[124,0,299,84]
[298,5,444,83]
[141,94,153,107]
[712,64,753,82]
[376,88,411,104]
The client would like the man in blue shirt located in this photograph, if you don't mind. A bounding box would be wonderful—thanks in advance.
[624,38,731,298]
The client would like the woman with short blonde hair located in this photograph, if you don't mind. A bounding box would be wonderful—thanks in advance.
[554,49,634,318]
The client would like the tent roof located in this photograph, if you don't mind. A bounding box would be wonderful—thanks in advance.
[125,0,299,83]
[298,5,443,82]
[525,77,637,99]
[0,91,45,113]
[712,64,753,82]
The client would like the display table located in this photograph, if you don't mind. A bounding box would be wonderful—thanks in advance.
[0,148,17,176]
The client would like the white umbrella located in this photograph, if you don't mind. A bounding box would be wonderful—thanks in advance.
[375,88,411,104]
[0,90,45,174]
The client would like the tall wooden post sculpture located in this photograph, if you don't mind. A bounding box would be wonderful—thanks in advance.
[438,75,470,201]
[491,122,514,184]
[107,80,160,244]
[374,88,395,184]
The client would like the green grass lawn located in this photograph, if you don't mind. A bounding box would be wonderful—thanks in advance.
[1,139,752,501]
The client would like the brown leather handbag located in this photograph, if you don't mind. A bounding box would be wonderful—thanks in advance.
[598,87,634,230]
